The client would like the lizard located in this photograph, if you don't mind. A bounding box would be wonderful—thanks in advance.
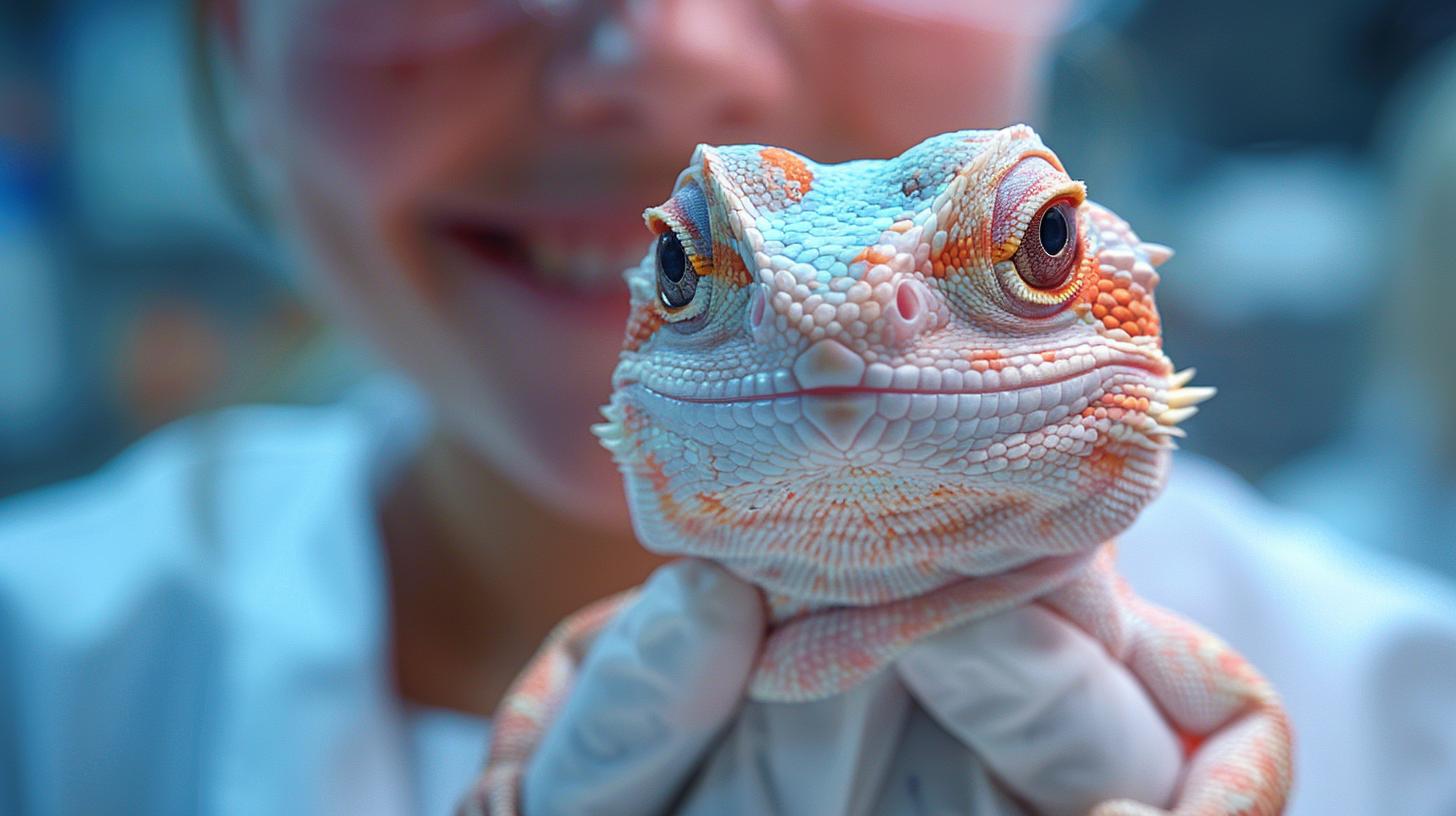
[462,126,1293,815]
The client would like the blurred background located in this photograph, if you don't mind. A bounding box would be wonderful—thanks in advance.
[1,0,1453,574]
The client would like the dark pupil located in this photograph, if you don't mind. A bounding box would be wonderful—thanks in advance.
[658,232,687,283]
[1039,206,1068,256]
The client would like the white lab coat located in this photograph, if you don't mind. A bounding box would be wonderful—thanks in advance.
[1,382,1452,814]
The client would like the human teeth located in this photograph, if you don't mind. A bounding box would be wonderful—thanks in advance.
[525,237,638,292]
[528,240,568,283]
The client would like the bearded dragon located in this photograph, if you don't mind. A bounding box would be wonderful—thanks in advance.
[465,126,1293,815]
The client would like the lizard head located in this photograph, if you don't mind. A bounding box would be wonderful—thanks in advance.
[596,126,1211,609]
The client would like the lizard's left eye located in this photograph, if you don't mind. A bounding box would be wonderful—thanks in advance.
[657,231,698,309]
[1013,199,1079,290]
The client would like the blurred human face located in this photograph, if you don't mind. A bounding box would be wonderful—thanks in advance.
[231,0,1071,526]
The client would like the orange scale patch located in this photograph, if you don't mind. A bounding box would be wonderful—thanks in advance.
[1097,392,1151,414]
[1089,446,1127,477]
[622,303,665,352]
[933,237,975,278]
[696,492,729,519]
[929,205,976,278]
[712,240,754,286]
[849,244,896,266]
[759,147,814,202]
[642,452,671,492]
[618,402,647,436]
[967,348,1009,372]
[1078,269,1161,339]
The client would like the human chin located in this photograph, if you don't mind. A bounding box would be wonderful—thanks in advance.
[451,368,632,530]
[438,259,633,529]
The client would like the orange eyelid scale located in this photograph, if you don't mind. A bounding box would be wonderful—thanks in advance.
[991,167,1087,264]
[621,301,665,352]
[644,205,712,279]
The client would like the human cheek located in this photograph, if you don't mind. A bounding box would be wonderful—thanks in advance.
[272,16,540,205]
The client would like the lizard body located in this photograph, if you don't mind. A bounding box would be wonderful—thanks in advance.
[465,127,1292,815]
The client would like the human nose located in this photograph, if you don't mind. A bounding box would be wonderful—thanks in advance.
[542,0,792,143]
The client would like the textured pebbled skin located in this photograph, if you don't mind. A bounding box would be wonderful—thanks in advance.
[461,127,1292,816]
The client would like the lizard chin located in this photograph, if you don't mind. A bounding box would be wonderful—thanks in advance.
[603,366,1178,608]
[629,443,1168,608]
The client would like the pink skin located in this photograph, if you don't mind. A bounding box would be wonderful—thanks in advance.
[225,0,1072,530]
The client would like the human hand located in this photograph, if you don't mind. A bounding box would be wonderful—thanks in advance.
[675,603,1182,815]
[464,560,1183,815]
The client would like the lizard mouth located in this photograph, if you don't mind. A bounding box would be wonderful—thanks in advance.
[621,357,1171,405]
[613,357,1197,452]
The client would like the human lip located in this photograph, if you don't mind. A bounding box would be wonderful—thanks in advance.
[430,205,646,298]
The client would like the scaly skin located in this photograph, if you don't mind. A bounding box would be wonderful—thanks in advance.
[461,127,1293,815]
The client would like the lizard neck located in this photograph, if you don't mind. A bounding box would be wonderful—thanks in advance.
[749,544,1107,702]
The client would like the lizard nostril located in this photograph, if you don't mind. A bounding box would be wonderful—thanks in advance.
[749,287,767,329]
[747,285,779,344]
[895,280,921,321]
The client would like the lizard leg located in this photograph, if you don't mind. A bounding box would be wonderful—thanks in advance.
[1041,551,1293,816]
[458,592,633,816]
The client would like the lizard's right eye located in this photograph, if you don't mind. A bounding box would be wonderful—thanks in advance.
[1012,198,1079,290]
[657,231,698,309]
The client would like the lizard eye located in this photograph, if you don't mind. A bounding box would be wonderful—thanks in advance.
[657,231,698,309]
[1013,199,1079,290]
